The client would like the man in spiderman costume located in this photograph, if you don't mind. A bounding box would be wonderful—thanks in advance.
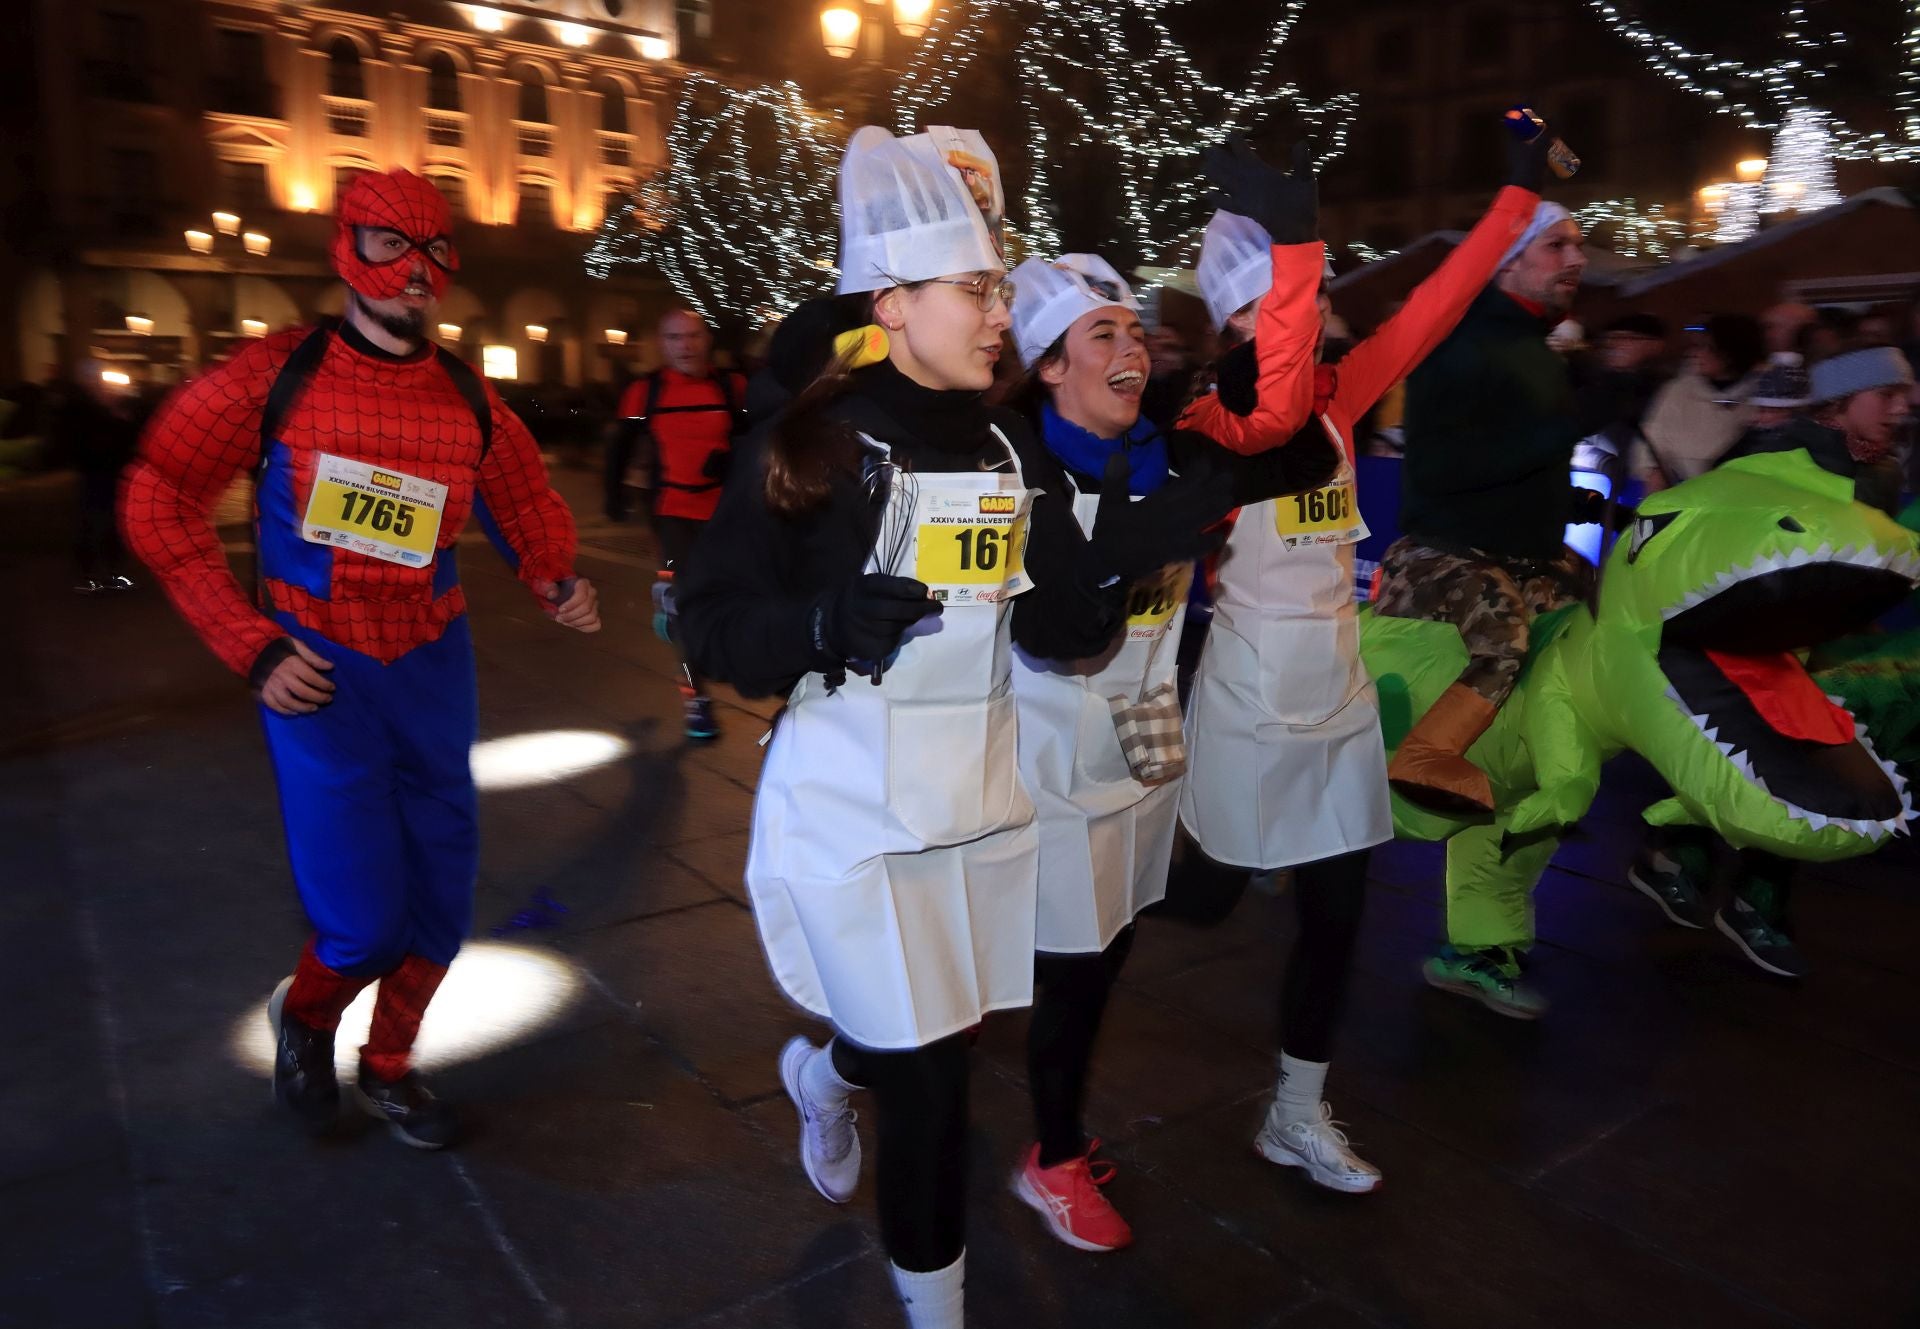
[121,169,600,1148]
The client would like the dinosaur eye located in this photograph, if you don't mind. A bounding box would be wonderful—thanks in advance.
[1778,515,1805,532]
[1627,511,1679,564]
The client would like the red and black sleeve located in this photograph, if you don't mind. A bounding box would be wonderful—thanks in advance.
[473,378,579,594]
[119,334,301,676]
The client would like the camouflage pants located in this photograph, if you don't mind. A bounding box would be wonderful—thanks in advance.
[1373,538,1595,706]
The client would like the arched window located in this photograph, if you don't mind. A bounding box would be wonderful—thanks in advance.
[326,37,364,99]
[427,172,467,219]
[596,77,627,134]
[516,69,549,123]
[517,180,554,227]
[427,51,461,112]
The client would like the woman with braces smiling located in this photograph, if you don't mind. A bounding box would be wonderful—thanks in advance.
[997,252,1246,1252]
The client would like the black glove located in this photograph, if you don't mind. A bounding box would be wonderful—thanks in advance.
[701,446,733,482]
[1201,136,1318,246]
[1505,115,1555,192]
[1229,426,1342,507]
[1083,455,1233,587]
[813,574,941,665]
[1215,340,1259,417]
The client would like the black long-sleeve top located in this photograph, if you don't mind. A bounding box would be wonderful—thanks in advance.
[678,360,1126,699]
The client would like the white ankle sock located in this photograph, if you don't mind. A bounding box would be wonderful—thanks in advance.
[890,1252,964,1329]
[1274,1052,1329,1126]
[803,1039,857,1109]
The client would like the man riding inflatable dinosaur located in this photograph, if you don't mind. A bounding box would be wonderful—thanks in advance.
[1359,448,1919,1001]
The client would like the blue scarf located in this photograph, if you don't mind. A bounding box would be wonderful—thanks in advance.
[1040,402,1169,496]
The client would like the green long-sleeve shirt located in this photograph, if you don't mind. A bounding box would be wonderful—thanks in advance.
[1401,287,1585,560]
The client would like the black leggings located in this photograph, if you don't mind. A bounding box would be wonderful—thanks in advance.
[651,513,707,695]
[1028,926,1136,1167]
[829,1030,970,1273]
[1164,835,1370,1063]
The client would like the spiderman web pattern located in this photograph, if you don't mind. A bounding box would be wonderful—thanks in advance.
[122,333,577,673]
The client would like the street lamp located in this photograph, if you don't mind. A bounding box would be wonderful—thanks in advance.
[1736,158,1768,183]
[242,231,272,257]
[820,0,937,55]
[185,229,214,254]
[893,0,935,38]
[212,210,241,236]
[820,6,862,58]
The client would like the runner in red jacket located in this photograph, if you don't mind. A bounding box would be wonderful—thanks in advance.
[611,308,744,739]
[121,168,600,1149]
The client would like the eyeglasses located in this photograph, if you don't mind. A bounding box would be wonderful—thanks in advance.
[924,273,1016,312]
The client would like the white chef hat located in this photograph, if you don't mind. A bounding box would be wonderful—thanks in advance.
[1007,253,1142,367]
[1196,210,1274,331]
[835,124,1007,296]
[1500,201,1574,268]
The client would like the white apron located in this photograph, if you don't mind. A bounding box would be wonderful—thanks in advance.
[1014,481,1190,953]
[746,431,1043,1050]
[1179,417,1394,870]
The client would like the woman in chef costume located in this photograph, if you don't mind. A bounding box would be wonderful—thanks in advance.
[679,126,1221,1329]
[1002,253,1238,1253]
[1174,136,1544,1194]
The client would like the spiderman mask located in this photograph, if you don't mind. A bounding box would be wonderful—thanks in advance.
[331,169,459,303]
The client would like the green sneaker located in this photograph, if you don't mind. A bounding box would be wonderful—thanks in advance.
[1422,945,1549,1020]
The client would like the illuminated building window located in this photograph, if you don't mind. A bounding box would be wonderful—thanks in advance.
[517,181,554,228]
[427,50,462,112]
[516,71,550,125]
[427,172,467,219]
[326,36,365,99]
[220,159,272,214]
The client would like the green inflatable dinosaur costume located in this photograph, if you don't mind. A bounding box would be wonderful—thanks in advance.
[1358,449,1920,954]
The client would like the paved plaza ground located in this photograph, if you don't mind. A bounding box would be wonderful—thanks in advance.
[4,464,1916,1329]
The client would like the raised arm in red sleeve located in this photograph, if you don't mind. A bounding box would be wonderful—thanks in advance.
[1176,241,1325,455]
[1329,185,1538,418]
[120,333,301,676]
[474,381,579,593]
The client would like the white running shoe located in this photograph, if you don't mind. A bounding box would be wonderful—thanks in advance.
[778,1037,861,1204]
[1254,1102,1382,1194]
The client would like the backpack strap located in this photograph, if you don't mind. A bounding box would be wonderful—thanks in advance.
[258,318,339,458]
[433,345,494,457]
[257,318,492,461]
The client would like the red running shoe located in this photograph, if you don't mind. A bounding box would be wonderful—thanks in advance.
[1011,1141,1134,1252]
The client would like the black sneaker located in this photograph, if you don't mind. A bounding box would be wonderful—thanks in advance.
[267,977,339,1134]
[684,695,719,742]
[1627,853,1711,929]
[356,1067,459,1150]
[1714,897,1807,978]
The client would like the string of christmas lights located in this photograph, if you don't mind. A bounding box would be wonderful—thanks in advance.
[585,73,843,325]
[891,0,1356,266]
[1584,0,1920,162]
[1342,197,1688,269]
[1570,197,1689,259]
[1764,105,1844,212]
